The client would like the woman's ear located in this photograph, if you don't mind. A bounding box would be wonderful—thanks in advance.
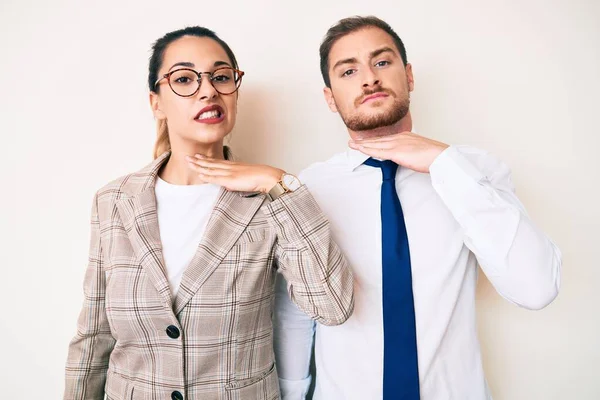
[150,91,167,120]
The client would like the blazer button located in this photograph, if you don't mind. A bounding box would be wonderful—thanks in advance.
[166,325,180,339]
[171,390,184,400]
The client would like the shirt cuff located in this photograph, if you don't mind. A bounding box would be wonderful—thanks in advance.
[279,376,312,400]
[429,145,487,225]
[429,145,520,261]
[429,145,485,186]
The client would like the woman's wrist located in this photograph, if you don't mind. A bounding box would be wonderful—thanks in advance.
[260,167,285,193]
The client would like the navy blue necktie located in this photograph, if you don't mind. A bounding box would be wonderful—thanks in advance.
[364,158,420,400]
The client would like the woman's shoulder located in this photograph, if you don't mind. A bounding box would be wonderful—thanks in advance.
[95,154,166,203]
[95,173,134,201]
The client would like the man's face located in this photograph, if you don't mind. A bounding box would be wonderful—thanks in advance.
[324,27,414,132]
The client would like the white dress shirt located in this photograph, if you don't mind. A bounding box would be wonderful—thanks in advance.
[154,177,221,296]
[274,145,561,400]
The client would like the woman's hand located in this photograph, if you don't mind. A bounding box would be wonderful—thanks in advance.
[186,155,283,193]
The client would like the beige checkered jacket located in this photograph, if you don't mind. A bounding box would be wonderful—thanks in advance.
[64,152,354,400]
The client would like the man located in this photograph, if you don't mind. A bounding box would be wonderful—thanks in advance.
[273,16,561,400]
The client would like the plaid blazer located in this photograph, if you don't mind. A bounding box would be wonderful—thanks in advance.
[64,152,354,400]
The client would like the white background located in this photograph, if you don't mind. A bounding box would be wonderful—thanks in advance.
[1,0,598,398]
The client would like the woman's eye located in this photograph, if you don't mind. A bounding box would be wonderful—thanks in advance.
[174,77,192,84]
[213,75,231,82]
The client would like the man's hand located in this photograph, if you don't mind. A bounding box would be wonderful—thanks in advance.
[349,132,449,173]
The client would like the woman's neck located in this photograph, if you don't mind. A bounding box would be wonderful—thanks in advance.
[159,140,225,185]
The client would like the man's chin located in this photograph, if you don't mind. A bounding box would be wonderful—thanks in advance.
[343,109,406,131]
[358,111,391,124]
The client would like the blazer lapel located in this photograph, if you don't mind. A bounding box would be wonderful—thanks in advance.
[115,152,173,307]
[173,189,266,315]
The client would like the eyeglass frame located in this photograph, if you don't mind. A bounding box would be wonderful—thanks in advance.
[154,66,245,97]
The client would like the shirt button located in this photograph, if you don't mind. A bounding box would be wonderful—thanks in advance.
[166,325,180,339]
[171,391,184,400]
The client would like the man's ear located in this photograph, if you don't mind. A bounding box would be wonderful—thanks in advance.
[323,87,338,113]
[405,63,415,92]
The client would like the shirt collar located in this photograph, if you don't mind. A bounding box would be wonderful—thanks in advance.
[344,147,371,172]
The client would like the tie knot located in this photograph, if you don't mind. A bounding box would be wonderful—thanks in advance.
[364,158,398,181]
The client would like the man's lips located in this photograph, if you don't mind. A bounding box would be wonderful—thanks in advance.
[361,92,389,104]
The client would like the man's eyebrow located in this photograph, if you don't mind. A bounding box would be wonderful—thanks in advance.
[369,46,396,59]
[331,46,397,71]
[332,57,358,71]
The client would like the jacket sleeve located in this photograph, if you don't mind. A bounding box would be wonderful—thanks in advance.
[266,185,354,326]
[64,193,115,399]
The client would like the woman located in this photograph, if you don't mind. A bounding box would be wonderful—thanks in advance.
[64,26,354,400]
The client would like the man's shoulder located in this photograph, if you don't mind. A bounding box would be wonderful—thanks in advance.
[299,151,348,184]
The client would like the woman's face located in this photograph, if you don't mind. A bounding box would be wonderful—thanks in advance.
[150,35,238,149]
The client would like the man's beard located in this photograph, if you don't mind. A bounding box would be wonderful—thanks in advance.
[340,88,410,132]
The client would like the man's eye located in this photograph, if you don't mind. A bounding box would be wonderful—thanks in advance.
[375,60,390,67]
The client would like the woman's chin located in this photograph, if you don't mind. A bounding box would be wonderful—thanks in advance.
[188,129,230,145]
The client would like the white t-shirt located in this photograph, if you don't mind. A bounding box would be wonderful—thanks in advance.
[154,177,221,297]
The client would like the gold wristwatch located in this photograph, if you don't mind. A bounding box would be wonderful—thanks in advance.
[267,173,302,201]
